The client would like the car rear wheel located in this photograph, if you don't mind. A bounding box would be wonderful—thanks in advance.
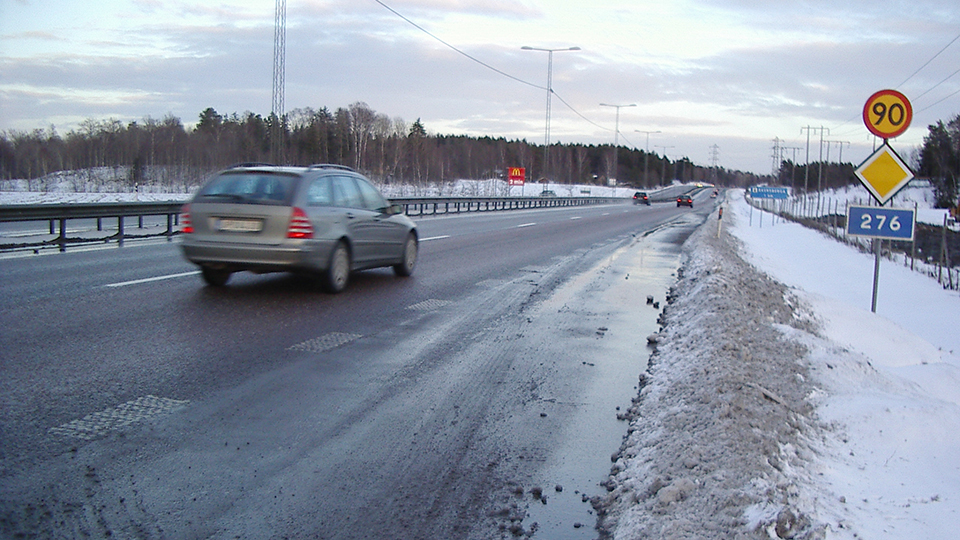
[201,266,232,287]
[393,233,418,277]
[322,241,350,293]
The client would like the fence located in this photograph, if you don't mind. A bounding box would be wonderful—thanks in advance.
[745,193,960,291]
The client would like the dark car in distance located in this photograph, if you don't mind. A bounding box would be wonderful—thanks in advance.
[633,191,651,205]
[179,164,418,293]
[677,195,694,207]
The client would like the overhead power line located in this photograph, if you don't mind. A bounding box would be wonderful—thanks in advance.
[373,0,619,141]
[373,0,540,91]
[896,30,960,89]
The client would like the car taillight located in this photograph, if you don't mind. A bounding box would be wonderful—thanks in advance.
[286,207,313,239]
[181,204,193,234]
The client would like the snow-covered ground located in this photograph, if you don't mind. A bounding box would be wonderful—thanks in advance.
[0,168,638,204]
[599,189,959,539]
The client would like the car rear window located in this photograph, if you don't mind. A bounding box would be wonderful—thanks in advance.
[197,172,297,205]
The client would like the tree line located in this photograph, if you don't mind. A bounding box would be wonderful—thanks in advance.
[6,103,953,198]
[1,102,773,191]
[917,113,960,208]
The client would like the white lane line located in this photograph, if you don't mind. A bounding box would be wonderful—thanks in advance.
[517,222,537,228]
[420,235,450,241]
[570,216,582,220]
[105,271,200,288]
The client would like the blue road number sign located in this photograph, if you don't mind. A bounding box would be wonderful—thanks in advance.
[846,205,915,241]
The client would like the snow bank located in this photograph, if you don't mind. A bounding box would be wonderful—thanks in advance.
[597,202,827,539]
[599,190,960,539]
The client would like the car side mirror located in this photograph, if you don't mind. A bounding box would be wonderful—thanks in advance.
[383,203,404,215]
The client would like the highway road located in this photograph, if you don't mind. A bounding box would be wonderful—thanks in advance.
[0,194,712,538]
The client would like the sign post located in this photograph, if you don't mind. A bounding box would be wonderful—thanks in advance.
[851,89,915,312]
[749,186,788,227]
[508,167,526,196]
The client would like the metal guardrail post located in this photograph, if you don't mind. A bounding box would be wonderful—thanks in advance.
[58,218,66,253]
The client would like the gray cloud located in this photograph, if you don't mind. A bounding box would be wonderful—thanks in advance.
[1,0,957,174]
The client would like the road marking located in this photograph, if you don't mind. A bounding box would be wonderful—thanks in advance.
[289,332,362,353]
[570,216,582,220]
[420,235,450,241]
[407,298,452,311]
[49,395,189,441]
[105,271,200,288]
[517,222,537,228]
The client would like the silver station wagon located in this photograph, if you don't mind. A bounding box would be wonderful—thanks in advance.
[179,164,418,293]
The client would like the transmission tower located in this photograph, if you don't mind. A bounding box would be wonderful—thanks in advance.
[771,137,782,176]
[709,144,720,183]
[271,0,286,164]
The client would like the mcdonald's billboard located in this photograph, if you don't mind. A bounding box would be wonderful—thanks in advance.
[508,167,525,186]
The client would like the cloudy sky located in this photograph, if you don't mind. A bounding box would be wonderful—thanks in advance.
[2,0,958,175]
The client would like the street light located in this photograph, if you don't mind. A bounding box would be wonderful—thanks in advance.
[600,103,636,185]
[635,130,661,188]
[522,45,580,181]
[654,145,675,184]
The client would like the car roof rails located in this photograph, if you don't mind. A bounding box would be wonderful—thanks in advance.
[227,162,277,169]
[307,164,356,172]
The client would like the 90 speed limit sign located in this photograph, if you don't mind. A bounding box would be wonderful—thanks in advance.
[862,89,912,139]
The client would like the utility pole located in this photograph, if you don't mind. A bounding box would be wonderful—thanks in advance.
[655,145,675,184]
[817,126,829,194]
[785,146,802,190]
[829,140,851,164]
[636,130,661,188]
[771,137,782,177]
[600,103,636,185]
[800,126,827,194]
[271,0,286,165]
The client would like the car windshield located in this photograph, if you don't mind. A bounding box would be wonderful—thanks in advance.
[197,172,296,205]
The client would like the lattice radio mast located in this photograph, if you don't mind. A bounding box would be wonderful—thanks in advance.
[271,0,286,164]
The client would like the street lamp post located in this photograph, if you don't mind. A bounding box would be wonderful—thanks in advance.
[655,145,675,184]
[522,45,580,182]
[635,129,661,188]
[599,103,636,185]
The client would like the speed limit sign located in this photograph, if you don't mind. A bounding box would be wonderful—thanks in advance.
[863,89,912,139]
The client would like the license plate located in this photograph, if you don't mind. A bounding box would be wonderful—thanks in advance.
[217,218,263,232]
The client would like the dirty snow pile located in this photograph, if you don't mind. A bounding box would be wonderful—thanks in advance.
[598,190,960,539]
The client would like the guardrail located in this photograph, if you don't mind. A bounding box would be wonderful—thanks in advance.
[0,196,629,252]
[0,201,185,252]
[392,195,625,216]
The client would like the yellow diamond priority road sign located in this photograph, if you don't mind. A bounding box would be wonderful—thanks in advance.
[855,142,914,206]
